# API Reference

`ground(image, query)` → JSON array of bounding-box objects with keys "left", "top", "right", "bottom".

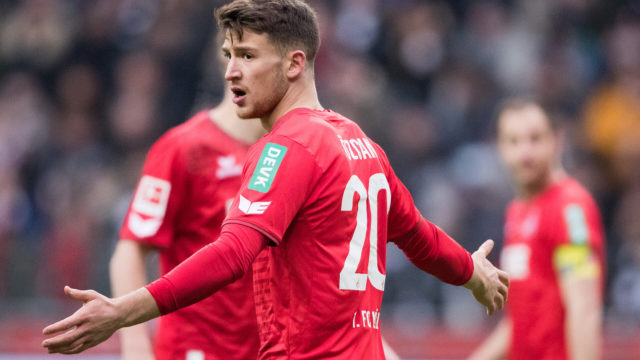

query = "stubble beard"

[
  {"left": 516, "top": 164, "right": 551, "bottom": 197},
  {"left": 243, "top": 67, "right": 289, "bottom": 120}
]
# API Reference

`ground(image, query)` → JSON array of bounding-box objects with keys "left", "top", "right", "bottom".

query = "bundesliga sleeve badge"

[{"left": 128, "top": 175, "right": 172, "bottom": 238}]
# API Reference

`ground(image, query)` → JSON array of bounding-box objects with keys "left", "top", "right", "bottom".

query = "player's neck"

[
  {"left": 518, "top": 168, "right": 567, "bottom": 201},
  {"left": 261, "top": 76, "right": 323, "bottom": 131},
  {"left": 209, "top": 95, "right": 265, "bottom": 145}
]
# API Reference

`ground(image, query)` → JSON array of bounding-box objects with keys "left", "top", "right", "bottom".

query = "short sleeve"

[
  {"left": 548, "top": 199, "right": 599, "bottom": 248},
  {"left": 224, "top": 136, "right": 320, "bottom": 245},
  {"left": 547, "top": 196, "right": 604, "bottom": 277},
  {"left": 119, "top": 137, "right": 186, "bottom": 248}
]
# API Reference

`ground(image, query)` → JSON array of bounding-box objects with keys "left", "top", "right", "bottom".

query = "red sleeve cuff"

[
  {"left": 145, "top": 277, "right": 178, "bottom": 315},
  {"left": 456, "top": 251, "right": 474, "bottom": 286}
]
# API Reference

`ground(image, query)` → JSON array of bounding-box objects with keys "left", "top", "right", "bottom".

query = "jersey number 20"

[{"left": 340, "top": 173, "right": 390, "bottom": 291}]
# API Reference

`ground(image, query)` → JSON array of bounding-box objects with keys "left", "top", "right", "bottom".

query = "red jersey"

[
  {"left": 500, "top": 177, "right": 605, "bottom": 360},
  {"left": 119, "top": 111, "right": 259, "bottom": 360},
  {"left": 222, "top": 108, "right": 470, "bottom": 359}
]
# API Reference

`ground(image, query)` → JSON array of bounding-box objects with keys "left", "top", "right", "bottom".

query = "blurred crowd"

[{"left": 1, "top": 0, "right": 639, "bottom": 336}]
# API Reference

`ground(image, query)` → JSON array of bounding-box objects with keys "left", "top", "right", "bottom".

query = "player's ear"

[{"left": 285, "top": 50, "right": 306, "bottom": 80}]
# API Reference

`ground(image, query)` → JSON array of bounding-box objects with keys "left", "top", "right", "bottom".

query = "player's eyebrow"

[{"left": 224, "top": 45, "right": 259, "bottom": 54}]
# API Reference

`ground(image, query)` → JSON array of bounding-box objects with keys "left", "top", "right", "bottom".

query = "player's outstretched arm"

[
  {"left": 463, "top": 240, "right": 510, "bottom": 315},
  {"left": 43, "top": 223, "right": 266, "bottom": 355},
  {"left": 42, "top": 286, "right": 160, "bottom": 354}
]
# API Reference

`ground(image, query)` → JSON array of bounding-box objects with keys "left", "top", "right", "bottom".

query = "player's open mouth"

[{"left": 231, "top": 87, "right": 247, "bottom": 104}]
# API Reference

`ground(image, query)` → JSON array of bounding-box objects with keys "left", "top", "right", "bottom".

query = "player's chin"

[
  {"left": 236, "top": 107, "right": 256, "bottom": 119},
  {"left": 517, "top": 170, "right": 545, "bottom": 187}
]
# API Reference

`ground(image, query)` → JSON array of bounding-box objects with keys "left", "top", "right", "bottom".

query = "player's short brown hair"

[
  {"left": 495, "top": 97, "right": 561, "bottom": 134},
  {"left": 215, "top": 0, "right": 320, "bottom": 65}
]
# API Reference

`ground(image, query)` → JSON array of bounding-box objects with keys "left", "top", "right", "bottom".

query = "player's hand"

[
  {"left": 464, "top": 240, "right": 510, "bottom": 315},
  {"left": 42, "top": 286, "right": 123, "bottom": 354}
]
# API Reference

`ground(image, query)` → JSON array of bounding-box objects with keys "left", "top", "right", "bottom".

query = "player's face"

[
  {"left": 498, "top": 105, "right": 557, "bottom": 190},
  {"left": 222, "top": 30, "right": 289, "bottom": 119}
]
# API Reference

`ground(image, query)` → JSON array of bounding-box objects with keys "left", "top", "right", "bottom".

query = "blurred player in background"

[
  {"left": 110, "top": 79, "right": 265, "bottom": 360},
  {"left": 42, "top": 1, "right": 509, "bottom": 358},
  {"left": 470, "top": 99, "right": 605, "bottom": 360}
]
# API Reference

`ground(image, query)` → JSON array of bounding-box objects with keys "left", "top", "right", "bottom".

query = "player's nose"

[{"left": 225, "top": 59, "right": 242, "bottom": 81}]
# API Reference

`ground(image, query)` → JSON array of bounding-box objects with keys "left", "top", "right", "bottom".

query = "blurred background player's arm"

[
  {"left": 467, "top": 316, "right": 510, "bottom": 360},
  {"left": 110, "top": 240, "right": 156, "bottom": 360},
  {"left": 381, "top": 336, "right": 401, "bottom": 360},
  {"left": 555, "top": 244, "right": 602, "bottom": 360}
]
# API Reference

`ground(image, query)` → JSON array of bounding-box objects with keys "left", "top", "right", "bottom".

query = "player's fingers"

[
  {"left": 476, "top": 239, "right": 494, "bottom": 258},
  {"left": 58, "top": 331, "right": 89, "bottom": 353},
  {"left": 498, "top": 270, "right": 510, "bottom": 287},
  {"left": 486, "top": 302, "right": 495, "bottom": 316},
  {"left": 47, "top": 342, "right": 82, "bottom": 354},
  {"left": 57, "top": 335, "right": 89, "bottom": 355},
  {"left": 495, "top": 291, "right": 506, "bottom": 309},
  {"left": 59, "top": 342, "right": 85, "bottom": 355},
  {"left": 481, "top": 295, "right": 494, "bottom": 315},
  {"left": 66, "top": 342, "right": 92, "bottom": 355},
  {"left": 497, "top": 282, "right": 508, "bottom": 299},
  {"left": 42, "top": 314, "right": 82, "bottom": 336},
  {"left": 48, "top": 342, "right": 82, "bottom": 355},
  {"left": 65, "top": 286, "right": 98, "bottom": 303},
  {"left": 42, "top": 326, "right": 83, "bottom": 350}
]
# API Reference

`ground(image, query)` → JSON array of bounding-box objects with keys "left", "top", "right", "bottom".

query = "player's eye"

[
  {"left": 243, "top": 53, "right": 254, "bottom": 60},
  {"left": 530, "top": 134, "right": 541, "bottom": 143}
]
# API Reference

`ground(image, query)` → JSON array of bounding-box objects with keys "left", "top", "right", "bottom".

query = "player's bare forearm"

[
  {"left": 463, "top": 240, "right": 510, "bottom": 315},
  {"left": 468, "top": 317, "right": 510, "bottom": 360},
  {"left": 555, "top": 244, "right": 602, "bottom": 360},
  {"left": 110, "top": 240, "right": 156, "bottom": 360},
  {"left": 42, "top": 286, "right": 160, "bottom": 354},
  {"left": 561, "top": 275, "right": 602, "bottom": 360}
]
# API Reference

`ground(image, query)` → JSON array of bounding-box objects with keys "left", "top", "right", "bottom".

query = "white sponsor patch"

[
  {"left": 127, "top": 212, "right": 163, "bottom": 238},
  {"left": 186, "top": 350, "right": 204, "bottom": 360},
  {"left": 132, "top": 175, "right": 171, "bottom": 218},
  {"left": 216, "top": 155, "right": 243, "bottom": 179},
  {"left": 501, "top": 244, "right": 531, "bottom": 280},
  {"left": 238, "top": 195, "right": 271, "bottom": 215}
]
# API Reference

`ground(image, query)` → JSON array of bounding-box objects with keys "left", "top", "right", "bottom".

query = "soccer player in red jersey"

[
  {"left": 110, "top": 84, "right": 265, "bottom": 360},
  {"left": 42, "top": 1, "right": 509, "bottom": 358},
  {"left": 469, "top": 99, "right": 605, "bottom": 360}
]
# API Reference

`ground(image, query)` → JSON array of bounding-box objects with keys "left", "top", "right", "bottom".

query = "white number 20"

[{"left": 340, "top": 173, "right": 391, "bottom": 291}]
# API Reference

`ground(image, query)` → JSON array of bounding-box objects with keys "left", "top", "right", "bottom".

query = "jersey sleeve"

[
  {"left": 548, "top": 194, "right": 603, "bottom": 279},
  {"left": 223, "top": 136, "right": 320, "bottom": 245},
  {"left": 119, "top": 136, "right": 187, "bottom": 248},
  {"left": 146, "top": 223, "right": 267, "bottom": 314},
  {"left": 377, "top": 144, "right": 473, "bottom": 285},
  {"left": 373, "top": 145, "right": 422, "bottom": 239}
]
